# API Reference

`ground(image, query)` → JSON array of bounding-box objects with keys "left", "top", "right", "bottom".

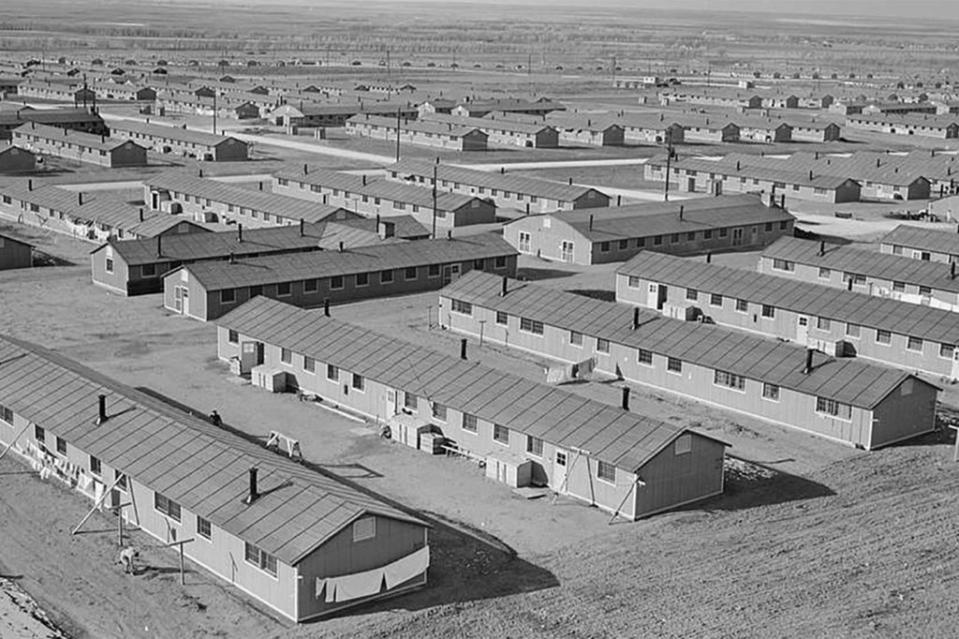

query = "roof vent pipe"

[
  {"left": 589, "top": 214, "right": 594, "bottom": 232},
  {"left": 258, "top": 181, "right": 263, "bottom": 191},
  {"left": 338, "top": 241, "right": 344, "bottom": 252},
  {"left": 952, "top": 262, "right": 956, "bottom": 280},
  {"left": 156, "top": 234, "right": 162, "bottom": 257},
  {"left": 447, "top": 230, "right": 452, "bottom": 240},
  {"left": 138, "top": 208, "right": 144, "bottom": 222},
  {"left": 198, "top": 168, "right": 203, "bottom": 178},
  {"left": 27, "top": 178, "right": 32, "bottom": 191},
  {"left": 303, "top": 163, "right": 308, "bottom": 175},
  {"left": 706, "top": 252, "right": 712, "bottom": 264},
  {"left": 246, "top": 467, "right": 258, "bottom": 504},
  {"left": 819, "top": 240, "right": 825, "bottom": 256},
  {"left": 847, "top": 277, "right": 853, "bottom": 291},
  {"left": 323, "top": 298, "right": 330, "bottom": 317},
  {"left": 362, "top": 174, "right": 367, "bottom": 186},
  {"left": 500, "top": 276, "right": 508, "bottom": 297},
  {"left": 229, "top": 251, "right": 235, "bottom": 265},
  {"left": 621, "top": 386, "right": 630, "bottom": 411},
  {"left": 679, "top": 205, "right": 684, "bottom": 220},
  {"left": 460, "top": 338, "right": 468, "bottom": 360},
  {"left": 78, "top": 192, "right": 83, "bottom": 206},
  {"left": 568, "top": 177, "right": 573, "bottom": 186},
  {"left": 96, "top": 394, "right": 107, "bottom": 425},
  {"left": 803, "top": 348, "right": 814, "bottom": 374},
  {"left": 632, "top": 307, "right": 640, "bottom": 330},
  {"left": 237, "top": 224, "right": 243, "bottom": 243}
]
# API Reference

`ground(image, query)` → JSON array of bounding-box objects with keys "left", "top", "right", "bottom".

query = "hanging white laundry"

[
  {"left": 324, "top": 580, "right": 337, "bottom": 604},
  {"left": 77, "top": 473, "right": 92, "bottom": 492},
  {"left": 94, "top": 483, "right": 105, "bottom": 510},
  {"left": 383, "top": 546, "right": 430, "bottom": 590},
  {"left": 315, "top": 578, "right": 326, "bottom": 600},
  {"left": 330, "top": 568, "right": 385, "bottom": 603}
]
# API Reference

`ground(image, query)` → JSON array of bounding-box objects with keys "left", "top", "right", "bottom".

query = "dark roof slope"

[
  {"left": 0, "top": 334, "right": 424, "bottom": 565},
  {"left": 441, "top": 270, "right": 928, "bottom": 409},
  {"left": 217, "top": 297, "right": 715, "bottom": 471},
  {"left": 176, "top": 232, "right": 516, "bottom": 290}
]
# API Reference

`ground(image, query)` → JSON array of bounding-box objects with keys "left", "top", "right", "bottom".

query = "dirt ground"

[{"left": 3, "top": 216, "right": 959, "bottom": 637}]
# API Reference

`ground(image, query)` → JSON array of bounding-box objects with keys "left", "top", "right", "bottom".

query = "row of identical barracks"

[
  {"left": 216, "top": 297, "right": 728, "bottom": 520},
  {"left": 90, "top": 218, "right": 429, "bottom": 295},
  {"left": 0, "top": 334, "right": 430, "bottom": 622},
  {"left": 615, "top": 251, "right": 959, "bottom": 380},
  {"left": 759, "top": 236, "right": 959, "bottom": 313},
  {"left": 161, "top": 233, "right": 518, "bottom": 321},
  {"left": 438, "top": 271, "right": 937, "bottom": 450},
  {"left": 501, "top": 194, "right": 795, "bottom": 265}
]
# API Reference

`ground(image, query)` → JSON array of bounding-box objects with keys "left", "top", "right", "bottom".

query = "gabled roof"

[
  {"left": 0, "top": 107, "right": 103, "bottom": 127},
  {"left": 762, "top": 236, "right": 959, "bottom": 294},
  {"left": 388, "top": 159, "right": 607, "bottom": 203},
  {"left": 347, "top": 113, "right": 482, "bottom": 138},
  {"left": 0, "top": 183, "right": 147, "bottom": 231},
  {"left": 0, "top": 334, "right": 425, "bottom": 565},
  {"left": 108, "top": 119, "right": 247, "bottom": 149},
  {"left": 172, "top": 232, "right": 516, "bottom": 291},
  {"left": 440, "top": 271, "right": 929, "bottom": 410},
  {"left": 506, "top": 194, "right": 794, "bottom": 242},
  {"left": 0, "top": 232, "right": 33, "bottom": 249},
  {"left": 13, "top": 122, "right": 137, "bottom": 152},
  {"left": 274, "top": 167, "right": 484, "bottom": 212},
  {"left": 422, "top": 112, "right": 557, "bottom": 135},
  {"left": 99, "top": 222, "right": 331, "bottom": 265},
  {"left": 144, "top": 171, "right": 347, "bottom": 224},
  {"left": 217, "top": 297, "right": 713, "bottom": 472},
  {"left": 661, "top": 156, "right": 858, "bottom": 190},
  {"left": 880, "top": 224, "right": 959, "bottom": 255},
  {"left": 617, "top": 250, "right": 959, "bottom": 344}
]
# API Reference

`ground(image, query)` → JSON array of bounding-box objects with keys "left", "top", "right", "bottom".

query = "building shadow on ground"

[{"left": 697, "top": 455, "right": 835, "bottom": 513}]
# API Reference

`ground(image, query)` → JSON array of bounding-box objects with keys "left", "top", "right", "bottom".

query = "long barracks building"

[
  {"left": 163, "top": 232, "right": 518, "bottom": 321},
  {"left": 385, "top": 159, "right": 611, "bottom": 214},
  {"left": 91, "top": 220, "right": 384, "bottom": 296},
  {"left": 438, "top": 271, "right": 938, "bottom": 450},
  {"left": 0, "top": 334, "right": 430, "bottom": 623},
  {"left": 759, "top": 236, "right": 959, "bottom": 313},
  {"left": 143, "top": 172, "right": 351, "bottom": 227},
  {"left": 272, "top": 166, "right": 497, "bottom": 229},
  {"left": 616, "top": 251, "right": 959, "bottom": 379},
  {"left": 879, "top": 224, "right": 959, "bottom": 263},
  {"left": 216, "top": 297, "right": 728, "bottom": 520},
  {"left": 502, "top": 194, "right": 795, "bottom": 265}
]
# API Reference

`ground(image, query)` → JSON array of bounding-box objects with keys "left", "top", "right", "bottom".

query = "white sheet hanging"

[{"left": 383, "top": 546, "right": 430, "bottom": 590}]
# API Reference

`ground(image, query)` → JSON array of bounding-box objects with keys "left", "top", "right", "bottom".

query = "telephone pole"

[
  {"left": 663, "top": 130, "right": 674, "bottom": 202},
  {"left": 431, "top": 161, "right": 438, "bottom": 238},
  {"left": 395, "top": 107, "right": 401, "bottom": 162}
]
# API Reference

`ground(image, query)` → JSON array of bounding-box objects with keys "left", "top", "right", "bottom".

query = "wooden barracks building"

[
  {"left": 615, "top": 251, "right": 959, "bottom": 379},
  {"left": 759, "top": 236, "right": 959, "bottom": 313},
  {"left": 879, "top": 224, "right": 959, "bottom": 263},
  {"left": 12, "top": 122, "right": 147, "bottom": 168},
  {"left": 162, "top": 232, "right": 518, "bottom": 321},
  {"left": 272, "top": 166, "right": 497, "bottom": 229},
  {"left": 502, "top": 194, "right": 795, "bottom": 265},
  {"left": 0, "top": 334, "right": 430, "bottom": 623},
  {"left": 107, "top": 120, "right": 250, "bottom": 162},
  {"left": 385, "top": 160, "right": 611, "bottom": 213},
  {"left": 438, "top": 271, "right": 938, "bottom": 450},
  {"left": 216, "top": 296, "right": 728, "bottom": 520}
]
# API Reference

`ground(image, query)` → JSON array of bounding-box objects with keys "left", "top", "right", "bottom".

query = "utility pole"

[
  {"left": 431, "top": 161, "right": 438, "bottom": 238},
  {"left": 527, "top": 51, "right": 532, "bottom": 95},
  {"left": 395, "top": 107, "right": 401, "bottom": 162},
  {"left": 664, "top": 131, "right": 677, "bottom": 201},
  {"left": 212, "top": 91, "right": 217, "bottom": 135},
  {"left": 612, "top": 55, "right": 617, "bottom": 85},
  {"left": 386, "top": 48, "right": 391, "bottom": 79}
]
